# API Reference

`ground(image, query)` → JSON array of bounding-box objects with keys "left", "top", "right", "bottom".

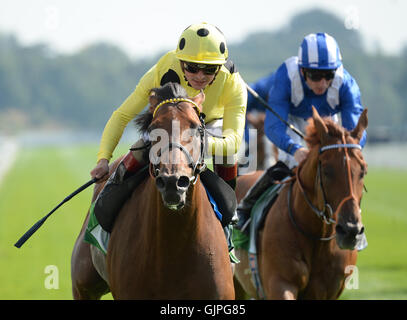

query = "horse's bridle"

[
  {"left": 288, "top": 135, "right": 362, "bottom": 241},
  {"left": 148, "top": 98, "right": 207, "bottom": 184}
]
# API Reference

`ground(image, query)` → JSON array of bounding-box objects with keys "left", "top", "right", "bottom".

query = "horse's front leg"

[{"left": 263, "top": 276, "right": 299, "bottom": 300}]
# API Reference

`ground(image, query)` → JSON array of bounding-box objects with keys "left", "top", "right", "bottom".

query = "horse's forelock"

[
  {"left": 305, "top": 117, "right": 347, "bottom": 149},
  {"left": 151, "top": 82, "right": 188, "bottom": 104},
  {"left": 134, "top": 83, "right": 189, "bottom": 134}
]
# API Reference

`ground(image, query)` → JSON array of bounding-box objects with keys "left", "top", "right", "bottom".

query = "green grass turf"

[
  {"left": 340, "top": 168, "right": 407, "bottom": 299},
  {"left": 0, "top": 145, "right": 406, "bottom": 299},
  {"left": 0, "top": 144, "right": 128, "bottom": 299}
]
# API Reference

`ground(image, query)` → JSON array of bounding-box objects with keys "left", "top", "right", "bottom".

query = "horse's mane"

[
  {"left": 304, "top": 117, "right": 349, "bottom": 149},
  {"left": 134, "top": 82, "right": 189, "bottom": 135}
]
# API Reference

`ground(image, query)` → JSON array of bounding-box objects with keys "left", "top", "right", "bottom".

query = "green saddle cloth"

[
  {"left": 84, "top": 202, "right": 110, "bottom": 255},
  {"left": 232, "top": 182, "right": 285, "bottom": 253}
]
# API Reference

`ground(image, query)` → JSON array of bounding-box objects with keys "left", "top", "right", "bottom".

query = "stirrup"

[
  {"left": 240, "top": 217, "right": 251, "bottom": 235},
  {"left": 235, "top": 208, "right": 251, "bottom": 233}
]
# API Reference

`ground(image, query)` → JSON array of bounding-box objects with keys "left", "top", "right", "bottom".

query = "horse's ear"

[
  {"left": 312, "top": 106, "right": 329, "bottom": 142},
  {"left": 191, "top": 90, "right": 205, "bottom": 112},
  {"left": 351, "top": 109, "right": 368, "bottom": 142},
  {"left": 148, "top": 92, "right": 160, "bottom": 113}
]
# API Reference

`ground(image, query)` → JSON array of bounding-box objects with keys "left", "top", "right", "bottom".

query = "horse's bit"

[{"left": 288, "top": 135, "right": 362, "bottom": 241}]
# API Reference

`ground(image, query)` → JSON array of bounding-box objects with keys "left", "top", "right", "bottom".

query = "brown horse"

[
  {"left": 234, "top": 107, "right": 368, "bottom": 299},
  {"left": 71, "top": 84, "right": 234, "bottom": 299}
]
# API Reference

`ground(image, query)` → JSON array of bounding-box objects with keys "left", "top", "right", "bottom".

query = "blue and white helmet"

[{"left": 298, "top": 33, "right": 342, "bottom": 70}]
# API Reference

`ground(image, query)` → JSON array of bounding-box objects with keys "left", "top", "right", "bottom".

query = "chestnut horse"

[
  {"left": 71, "top": 84, "right": 234, "bottom": 299},
  {"left": 234, "top": 107, "right": 368, "bottom": 299}
]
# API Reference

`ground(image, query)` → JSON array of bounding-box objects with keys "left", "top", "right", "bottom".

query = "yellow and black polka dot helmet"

[{"left": 175, "top": 22, "right": 228, "bottom": 65}]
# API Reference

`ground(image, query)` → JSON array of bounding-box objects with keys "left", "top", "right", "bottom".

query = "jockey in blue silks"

[{"left": 237, "top": 33, "right": 367, "bottom": 236}]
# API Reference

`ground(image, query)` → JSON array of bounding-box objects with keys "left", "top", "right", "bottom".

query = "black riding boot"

[{"left": 235, "top": 161, "right": 291, "bottom": 235}]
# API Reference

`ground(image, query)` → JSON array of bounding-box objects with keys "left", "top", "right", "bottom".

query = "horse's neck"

[
  {"left": 296, "top": 153, "right": 318, "bottom": 201},
  {"left": 148, "top": 178, "right": 222, "bottom": 261}
]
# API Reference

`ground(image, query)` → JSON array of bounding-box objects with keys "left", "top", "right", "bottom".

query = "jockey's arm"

[
  {"left": 96, "top": 65, "right": 156, "bottom": 163},
  {"left": 207, "top": 73, "right": 247, "bottom": 157},
  {"left": 339, "top": 76, "right": 367, "bottom": 147},
  {"left": 264, "top": 70, "right": 302, "bottom": 156}
]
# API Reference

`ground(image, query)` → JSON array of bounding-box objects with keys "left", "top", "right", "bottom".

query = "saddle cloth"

[{"left": 232, "top": 181, "right": 285, "bottom": 253}]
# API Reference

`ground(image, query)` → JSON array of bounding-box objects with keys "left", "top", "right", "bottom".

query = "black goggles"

[
  {"left": 304, "top": 69, "right": 336, "bottom": 82},
  {"left": 182, "top": 62, "right": 220, "bottom": 75}
]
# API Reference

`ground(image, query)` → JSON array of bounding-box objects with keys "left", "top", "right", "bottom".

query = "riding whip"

[
  {"left": 14, "top": 177, "right": 98, "bottom": 248},
  {"left": 245, "top": 83, "right": 305, "bottom": 139}
]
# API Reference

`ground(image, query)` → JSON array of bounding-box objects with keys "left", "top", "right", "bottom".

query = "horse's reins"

[
  {"left": 288, "top": 135, "right": 362, "bottom": 241},
  {"left": 145, "top": 98, "right": 207, "bottom": 184}
]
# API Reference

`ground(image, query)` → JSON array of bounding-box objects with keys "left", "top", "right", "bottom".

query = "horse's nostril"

[
  {"left": 156, "top": 176, "right": 165, "bottom": 190},
  {"left": 336, "top": 224, "right": 345, "bottom": 235},
  {"left": 336, "top": 223, "right": 364, "bottom": 238},
  {"left": 177, "top": 176, "right": 191, "bottom": 189}
]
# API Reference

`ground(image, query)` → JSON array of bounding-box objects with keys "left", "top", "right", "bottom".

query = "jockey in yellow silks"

[{"left": 90, "top": 22, "right": 247, "bottom": 234}]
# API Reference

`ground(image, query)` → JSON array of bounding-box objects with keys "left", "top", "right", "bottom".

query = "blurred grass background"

[
  {"left": 341, "top": 168, "right": 407, "bottom": 299},
  {"left": 0, "top": 144, "right": 127, "bottom": 299},
  {"left": 0, "top": 144, "right": 406, "bottom": 299}
]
